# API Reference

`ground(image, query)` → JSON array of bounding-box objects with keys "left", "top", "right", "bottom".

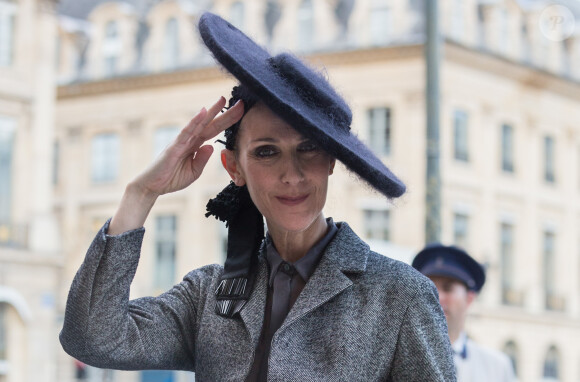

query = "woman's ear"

[
  {"left": 221, "top": 149, "right": 246, "bottom": 186},
  {"left": 329, "top": 158, "right": 336, "bottom": 175}
]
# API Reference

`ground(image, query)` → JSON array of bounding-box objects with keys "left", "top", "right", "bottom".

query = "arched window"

[
  {"left": 163, "top": 17, "right": 179, "bottom": 70},
  {"left": 153, "top": 126, "right": 179, "bottom": 158},
  {"left": 297, "top": 0, "right": 314, "bottom": 50},
  {"left": 103, "top": 20, "right": 120, "bottom": 76},
  {"left": 229, "top": 1, "right": 245, "bottom": 30},
  {"left": 502, "top": 340, "right": 518, "bottom": 377},
  {"left": 543, "top": 345, "right": 560, "bottom": 381},
  {"left": 370, "top": 0, "right": 391, "bottom": 45}
]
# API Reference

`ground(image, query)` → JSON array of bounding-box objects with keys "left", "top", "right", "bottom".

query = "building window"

[
  {"left": 477, "top": 5, "right": 487, "bottom": 48},
  {"left": 453, "top": 109, "right": 469, "bottom": 162},
  {"left": 451, "top": 0, "right": 465, "bottom": 41},
  {"left": 521, "top": 21, "right": 531, "bottom": 64},
  {"left": 218, "top": 221, "right": 228, "bottom": 264},
  {"left": 0, "top": 0, "right": 16, "bottom": 67},
  {"left": 501, "top": 124, "right": 514, "bottom": 172},
  {"left": 103, "top": 20, "right": 120, "bottom": 76},
  {"left": 498, "top": 7, "right": 509, "bottom": 54},
  {"left": 153, "top": 126, "right": 179, "bottom": 158},
  {"left": 544, "top": 136, "right": 555, "bottom": 183},
  {"left": 163, "top": 18, "right": 179, "bottom": 70},
  {"left": 370, "top": 0, "right": 392, "bottom": 45},
  {"left": 500, "top": 222, "right": 516, "bottom": 304},
  {"left": 91, "top": 133, "right": 120, "bottom": 183},
  {"left": 0, "top": 116, "right": 15, "bottom": 228},
  {"left": 229, "top": 1, "right": 245, "bottom": 30},
  {"left": 503, "top": 340, "right": 518, "bottom": 377},
  {"left": 297, "top": 0, "right": 314, "bottom": 50},
  {"left": 562, "top": 38, "right": 572, "bottom": 76},
  {"left": 52, "top": 141, "right": 60, "bottom": 186},
  {"left": 542, "top": 345, "right": 560, "bottom": 381},
  {"left": 0, "top": 303, "right": 6, "bottom": 362},
  {"left": 363, "top": 209, "right": 390, "bottom": 241},
  {"left": 141, "top": 370, "right": 174, "bottom": 382},
  {"left": 367, "top": 107, "right": 391, "bottom": 155},
  {"left": 155, "top": 215, "right": 177, "bottom": 292},
  {"left": 543, "top": 230, "right": 557, "bottom": 310},
  {"left": 453, "top": 213, "right": 469, "bottom": 249}
]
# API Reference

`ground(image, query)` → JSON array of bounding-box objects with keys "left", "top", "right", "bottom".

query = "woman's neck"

[{"left": 267, "top": 214, "right": 329, "bottom": 263}]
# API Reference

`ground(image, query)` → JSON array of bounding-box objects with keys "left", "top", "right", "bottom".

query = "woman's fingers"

[
  {"left": 176, "top": 107, "right": 208, "bottom": 145},
  {"left": 206, "top": 99, "right": 244, "bottom": 139},
  {"left": 190, "top": 145, "right": 215, "bottom": 180},
  {"left": 177, "top": 96, "right": 244, "bottom": 150}
]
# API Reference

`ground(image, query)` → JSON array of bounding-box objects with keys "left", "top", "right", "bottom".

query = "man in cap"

[{"left": 412, "top": 244, "right": 516, "bottom": 382}]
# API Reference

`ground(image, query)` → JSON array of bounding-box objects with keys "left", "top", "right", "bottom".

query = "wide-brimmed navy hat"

[
  {"left": 412, "top": 244, "right": 485, "bottom": 292},
  {"left": 198, "top": 12, "right": 405, "bottom": 198}
]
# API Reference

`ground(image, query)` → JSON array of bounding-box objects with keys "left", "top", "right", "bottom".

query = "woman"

[{"left": 60, "top": 12, "right": 455, "bottom": 381}]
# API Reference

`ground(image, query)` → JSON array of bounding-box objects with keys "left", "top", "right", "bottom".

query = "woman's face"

[{"left": 224, "top": 103, "right": 335, "bottom": 235}]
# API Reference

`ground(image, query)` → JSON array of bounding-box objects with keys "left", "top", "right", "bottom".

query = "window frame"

[
  {"left": 0, "top": 0, "right": 17, "bottom": 67},
  {"left": 90, "top": 133, "right": 120, "bottom": 184},
  {"left": 453, "top": 109, "right": 469, "bottom": 162},
  {"left": 367, "top": 107, "right": 392, "bottom": 156}
]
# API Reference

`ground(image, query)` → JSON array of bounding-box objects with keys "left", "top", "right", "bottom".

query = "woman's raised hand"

[
  {"left": 133, "top": 97, "right": 244, "bottom": 198},
  {"left": 108, "top": 97, "right": 244, "bottom": 235}
]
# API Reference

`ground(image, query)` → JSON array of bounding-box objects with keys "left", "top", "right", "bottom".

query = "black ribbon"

[{"left": 206, "top": 182, "right": 264, "bottom": 318}]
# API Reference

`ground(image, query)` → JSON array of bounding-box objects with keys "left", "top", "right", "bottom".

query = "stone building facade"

[
  {"left": 4, "top": 0, "right": 580, "bottom": 381},
  {"left": 0, "top": 0, "right": 63, "bottom": 382}
]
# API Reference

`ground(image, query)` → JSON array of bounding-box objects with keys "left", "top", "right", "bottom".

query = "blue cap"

[{"left": 411, "top": 244, "right": 486, "bottom": 292}]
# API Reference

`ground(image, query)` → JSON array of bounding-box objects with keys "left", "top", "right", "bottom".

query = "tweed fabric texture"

[{"left": 60, "top": 220, "right": 456, "bottom": 381}]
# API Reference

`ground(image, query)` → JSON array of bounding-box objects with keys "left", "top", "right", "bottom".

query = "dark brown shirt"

[{"left": 246, "top": 218, "right": 338, "bottom": 382}]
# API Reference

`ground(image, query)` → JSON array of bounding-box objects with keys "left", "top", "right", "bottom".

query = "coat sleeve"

[
  {"left": 387, "top": 281, "right": 457, "bottom": 382},
  {"left": 59, "top": 219, "right": 213, "bottom": 371}
]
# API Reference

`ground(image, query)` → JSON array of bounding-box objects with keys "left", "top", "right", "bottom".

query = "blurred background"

[{"left": 1, "top": 0, "right": 579, "bottom": 381}]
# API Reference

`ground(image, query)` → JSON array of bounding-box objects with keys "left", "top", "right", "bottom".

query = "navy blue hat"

[
  {"left": 198, "top": 12, "right": 405, "bottom": 198},
  {"left": 411, "top": 244, "right": 486, "bottom": 292}
]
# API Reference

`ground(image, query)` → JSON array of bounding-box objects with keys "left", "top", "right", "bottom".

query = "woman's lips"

[{"left": 276, "top": 194, "right": 309, "bottom": 206}]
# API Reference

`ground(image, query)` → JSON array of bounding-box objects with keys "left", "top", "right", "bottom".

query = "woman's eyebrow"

[{"left": 250, "top": 137, "right": 278, "bottom": 144}]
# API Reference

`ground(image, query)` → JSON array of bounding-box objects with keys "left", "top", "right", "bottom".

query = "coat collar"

[{"left": 239, "top": 221, "right": 370, "bottom": 342}]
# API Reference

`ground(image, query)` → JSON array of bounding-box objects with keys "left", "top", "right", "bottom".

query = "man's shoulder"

[{"left": 467, "top": 338, "right": 514, "bottom": 369}]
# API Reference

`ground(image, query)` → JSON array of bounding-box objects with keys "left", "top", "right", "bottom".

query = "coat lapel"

[
  {"left": 281, "top": 222, "right": 369, "bottom": 330},
  {"left": 239, "top": 258, "right": 268, "bottom": 349}
]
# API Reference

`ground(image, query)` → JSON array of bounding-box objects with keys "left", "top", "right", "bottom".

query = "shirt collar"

[
  {"left": 452, "top": 331, "right": 468, "bottom": 359},
  {"left": 266, "top": 218, "right": 338, "bottom": 286}
]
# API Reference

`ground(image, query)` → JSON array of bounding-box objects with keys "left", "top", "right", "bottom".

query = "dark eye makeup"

[{"left": 253, "top": 145, "right": 279, "bottom": 158}]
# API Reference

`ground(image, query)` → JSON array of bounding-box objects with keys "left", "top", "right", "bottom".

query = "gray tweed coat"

[{"left": 60, "top": 220, "right": 456, "bottom": 381}]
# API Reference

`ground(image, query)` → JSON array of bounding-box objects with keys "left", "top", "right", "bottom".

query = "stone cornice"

[
  {"left": 56, "top": 46, "right": 425, "bottom": 100},
  {"left": 445, "top": 39, "right": 580, "bottom": 101},
  {"left": 57, "top": 43, "right": 580, "bottom": 101},
  {"left": 57, "top": 66, "right": 229, "bottom": 99}
]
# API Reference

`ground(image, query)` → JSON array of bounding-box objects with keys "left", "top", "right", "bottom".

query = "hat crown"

[{"left": 267, "top": 53, "right": 352, "bottom": 133}]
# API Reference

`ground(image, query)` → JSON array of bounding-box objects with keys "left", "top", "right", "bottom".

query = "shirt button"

[{"left": 280, "top": 262, "right": 295, "bottom": 275}]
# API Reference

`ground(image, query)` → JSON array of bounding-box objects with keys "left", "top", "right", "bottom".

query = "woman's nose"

[{"left": 281, "top": 155, "right": 305, "bottom": 184}]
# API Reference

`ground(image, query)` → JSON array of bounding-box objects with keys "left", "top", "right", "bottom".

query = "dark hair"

[{"left": 223, "top": 85, "right": 260, "bottom": 151}]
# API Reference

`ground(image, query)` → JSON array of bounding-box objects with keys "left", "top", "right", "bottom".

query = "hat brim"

[{"left": 199, "top": 13, "right": 406, "bottom": 198}]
